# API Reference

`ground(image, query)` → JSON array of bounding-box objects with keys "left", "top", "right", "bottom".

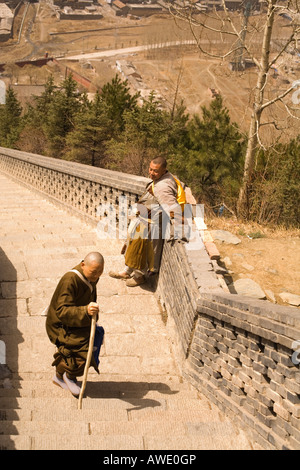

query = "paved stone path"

[{"left": 0, "top": 173, "right": 254, "bottom": 450}]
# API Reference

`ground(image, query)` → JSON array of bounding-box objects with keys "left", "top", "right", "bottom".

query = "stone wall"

[
  {"left": 0, "top": 147, "right": 299, "bottom": 450},
  {"left": 157, "top": 228, "right": 300, "bottom": 450},
  {"left": 189, "top": 294, "right": 300, "bottom": 449},
  {"left": 156, "top": 232, "right": 224, "bottom": 360}
]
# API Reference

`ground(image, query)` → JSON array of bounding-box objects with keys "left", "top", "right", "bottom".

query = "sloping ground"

[
  {"left": 206, "top": 217, "right": 300, "bottom": 306},
  {"left": 0, "top": 173, "right": 254, "bottom": 450}
]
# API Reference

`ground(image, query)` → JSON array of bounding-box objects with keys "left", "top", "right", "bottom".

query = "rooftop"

[{"left": 0, "top": 3, "right": 13, "bottom": 18}]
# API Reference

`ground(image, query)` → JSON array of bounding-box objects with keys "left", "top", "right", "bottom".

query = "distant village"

[{"left": 0, "top": 0, "right": 262, "bottom": 42}]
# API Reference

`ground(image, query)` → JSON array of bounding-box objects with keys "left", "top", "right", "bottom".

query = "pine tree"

[
  {"left": 169, "top": 95, "right": 245, "bottom": 209},
  {"left": 0, "top": 86, "right": 22, "bottom": 148},
  {"left": 34, "top": 74, "right": 56, "bottom": 120},
  {"left": 15, "top": 104, "right": 47, "bottom": 155},
  {"left": 14, "top": 76, "right": 56, "bottom": 155},
  {"left": 106, "top": 92, "right": 173, "bottom": 175},
  {"left": 65, "top": 92, "right": 113, "bottom": 166},
  {"left": 100, "top": 75, "right": 139, "bottom": 133},
  {"left": 45, "top": 74, "right": 85, "bottom": 157}
]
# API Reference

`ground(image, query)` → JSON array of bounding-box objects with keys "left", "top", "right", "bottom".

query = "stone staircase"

[
  {"left": 0, "top": 173, "right": 254, "bottom": 450},
  {"left": 1, "top": 375, "right": 252, "bottom": 450}
]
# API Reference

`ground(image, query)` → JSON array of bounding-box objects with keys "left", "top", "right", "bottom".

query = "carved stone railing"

[
  {"left": 0, "top": 147, "right": 148, "bottom": 227},
  {"left": 1, "top": 146, "right": 299, "bottom": 450}
]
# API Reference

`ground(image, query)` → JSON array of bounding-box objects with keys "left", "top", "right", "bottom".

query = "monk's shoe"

[
  {"left": 109, "top": 270, "right": 130, "bottom": 279},
  {"left": 126, "top": 276, "right": 145, "bottom": 287},
  {"left": 52, "top": 375, "right": 68, "bottom": 390},
  {"left": 63, "top": 372, "right": 81, "bottom": 397}
]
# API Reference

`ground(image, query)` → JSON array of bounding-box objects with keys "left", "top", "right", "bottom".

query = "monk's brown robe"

[{"left": 46, "top": 263, "right": 99, "bottom": 377}]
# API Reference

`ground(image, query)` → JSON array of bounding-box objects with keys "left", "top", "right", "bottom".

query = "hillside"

[
  {"left": 207, "top": 217, "right": 300, "bottom": 307},
  {"left": 1, "top": 2, "right": 299, "bottom": 143}
]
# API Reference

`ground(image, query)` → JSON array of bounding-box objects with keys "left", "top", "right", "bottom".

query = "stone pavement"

[{"left": 0, "top": 173, "right": 254, "bottom": 450}]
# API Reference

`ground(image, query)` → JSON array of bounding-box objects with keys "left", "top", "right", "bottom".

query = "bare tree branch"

[
  {"left": 269, "top": 33, "right": 297, "bottom": 67},
  {"left": 280, "top": 99, "right": 300, "bottom": 120},
  {"left": 167, "top": 0, "right": 300, "bottom": 217},
  {"left": 260, "top": 83, "right": 297, "bottom": 111}
]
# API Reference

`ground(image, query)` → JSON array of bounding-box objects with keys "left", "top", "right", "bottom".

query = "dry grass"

[{"left": 206, "top": 215, "right": 300, "bottom": 240}]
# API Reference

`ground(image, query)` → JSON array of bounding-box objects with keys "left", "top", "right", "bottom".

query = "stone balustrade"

[
  {"left": 0, "top": 146, "right": 299, "bottom": 450},
  {"left": 0, "top": 147, "right": 148, "bottom": 229}
]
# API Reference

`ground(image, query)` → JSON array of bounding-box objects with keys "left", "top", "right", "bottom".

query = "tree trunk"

[{"left": 237, "top": 0, "right": 276, "bottom": 218}]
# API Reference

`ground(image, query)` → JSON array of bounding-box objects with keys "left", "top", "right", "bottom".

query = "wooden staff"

[{"left": 78, "top": 313, "right": 97, "bottom": 410}]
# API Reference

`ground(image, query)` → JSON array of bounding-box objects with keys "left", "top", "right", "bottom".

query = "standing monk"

[{"left": 46, "top": 252, "right": 104, "bottom": 397}]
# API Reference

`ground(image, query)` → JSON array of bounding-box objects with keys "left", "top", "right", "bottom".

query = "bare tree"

[{"left": 167, "top": 0, "right": 300, "bottom": 217}]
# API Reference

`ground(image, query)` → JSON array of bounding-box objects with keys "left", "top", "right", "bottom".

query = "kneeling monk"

[{"left": 46, "top": 252, "right": 104, "bottom": 397}]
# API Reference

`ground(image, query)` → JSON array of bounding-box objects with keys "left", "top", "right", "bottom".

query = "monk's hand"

[{"left": 87, "top": 302, "right": 99, "bottom": 316}]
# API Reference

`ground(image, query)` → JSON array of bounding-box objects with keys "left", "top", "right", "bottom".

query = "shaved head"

[
  {"left": 151, "top": 156, "right": 167, "bottom": 169},
  {"left": 84, "top": 252, "right": 104, "bottom": 267},
  {"left": 82, "top": 252, "right": 104, "bottom": 282},
  {"left": 149, "top": 157, "right": 167, "bottom": 182}
]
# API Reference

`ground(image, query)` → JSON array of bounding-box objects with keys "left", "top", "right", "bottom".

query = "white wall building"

[{"left": 0, "top": 3, "right": 13, "bottom": 41}]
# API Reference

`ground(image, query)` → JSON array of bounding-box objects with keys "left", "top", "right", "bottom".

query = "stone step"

[
  {"left": 0, "top": 434, "right": 144, "bottom": 451},
  {"left": 3, "top": 372, "right": 186, "bottom": 384},
  {"left": 0, "top": 395, "right": 220, "bottom": 416},
  {"left": 0, "top": 420, "right": 252, "bottom": 450},
  {"left": 0, "top": 374, "right": 197, "bottom": 392},
  {"left": 0, "top": 401, "right": 222, "bottom": 424},
  {"left": 0, "top": 394, "right": 252, "bottom": 450},
  {"left": 0, "top": 407, "right": 127, "bottom": 422},
  {"left": 0, "top": 385, "right": 199, "bottom": 400},
  {"left": 1, "top": 420, "right": 90, "bottom": 436},
  {"left": 0, "top": 435, "right": 32, "bottom": 451},
  {"left": 0, "top": 376, "right": 196, "bottom": 393},
  {"left": 0, "top": 415, "right": 228, "bottom": 436}
]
